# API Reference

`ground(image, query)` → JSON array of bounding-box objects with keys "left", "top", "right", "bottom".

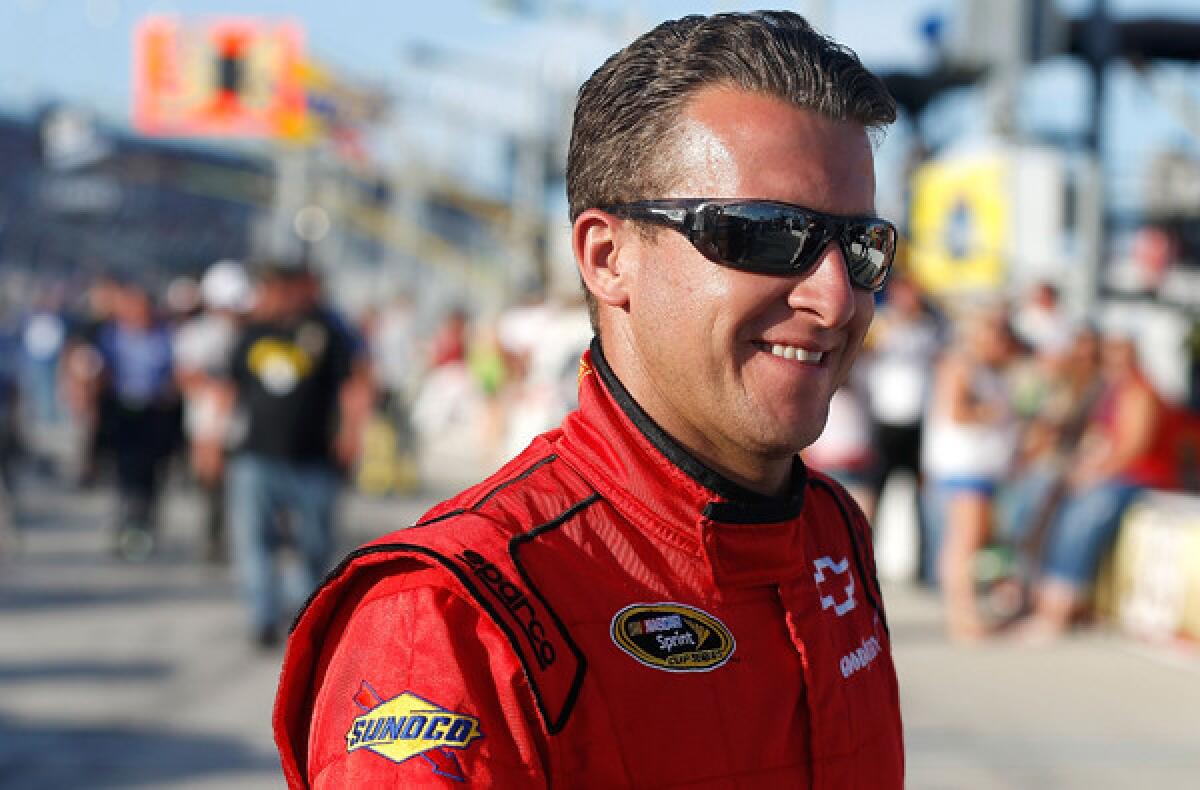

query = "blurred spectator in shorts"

[{"left": 921, "top": 306, "right": 1021, "bottom": 641}]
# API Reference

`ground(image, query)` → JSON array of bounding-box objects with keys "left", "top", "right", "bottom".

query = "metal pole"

[{"left": 1082, "top": 0, "right": 1112, "bottom": 312}]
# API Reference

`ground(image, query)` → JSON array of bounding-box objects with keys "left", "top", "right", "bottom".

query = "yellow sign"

[
  {"left": 908, "top": 153, "right": 1008, "bottom": 297},
  {"left": 133, "top": 16, "right": 306, "bottom": 138}
]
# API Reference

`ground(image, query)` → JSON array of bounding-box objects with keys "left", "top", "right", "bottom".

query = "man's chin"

[
  {"left": 751, "top": 426, "right": 826, "bottom": 462},
  {"left": 762, "top": 408, "right": 828, "bottom": 452}
]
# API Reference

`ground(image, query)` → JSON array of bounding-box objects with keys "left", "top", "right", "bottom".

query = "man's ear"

[{"left": 573, "top": 209, "right": 632, "bottom": 310}]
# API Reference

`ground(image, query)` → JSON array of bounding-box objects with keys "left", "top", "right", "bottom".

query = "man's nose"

[{"left": 786, "top": 241, "right": 857, "bottom": 329}]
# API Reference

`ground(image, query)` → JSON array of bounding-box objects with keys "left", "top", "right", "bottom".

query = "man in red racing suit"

[
  {"left": 274, "top": 345, "right": 904, "bottom": 787},
  {"left": 275, "top": 10, "right": 904, "bottom": 787}
]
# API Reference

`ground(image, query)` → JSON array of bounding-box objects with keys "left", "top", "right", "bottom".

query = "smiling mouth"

[{"left": 754, "top": 341, "right": 826, "bottom": 364}]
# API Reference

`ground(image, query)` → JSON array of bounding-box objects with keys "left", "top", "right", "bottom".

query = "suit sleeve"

[{"left": 305, "top": 565, "right": 549, "bottom": 787}]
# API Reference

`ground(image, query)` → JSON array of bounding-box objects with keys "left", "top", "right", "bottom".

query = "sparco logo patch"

[
  {"left": 346, "top": 681, "right": 483, "bottom": 782},
  {"left": 611, "top": 603, "right": 735, "bottom": 672},
  {"left": 456, "top": 549, "right": 555, "bottom": 668}
]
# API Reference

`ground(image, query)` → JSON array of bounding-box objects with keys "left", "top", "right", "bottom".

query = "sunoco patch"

[
  {"left": 346, "top": 682, "right": 483, "bottom": 781},
  {"left": 611, "top": 603, "right": 735, "bottom": 672}
]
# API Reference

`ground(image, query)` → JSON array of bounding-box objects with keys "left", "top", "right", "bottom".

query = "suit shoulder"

[{"left": 410, "top": 443, "right": 595, "bottom": 541}]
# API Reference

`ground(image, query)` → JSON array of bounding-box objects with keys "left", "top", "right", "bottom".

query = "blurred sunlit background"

[{"left": 1, "top": 1, "right": 1199, "bottom": 788}]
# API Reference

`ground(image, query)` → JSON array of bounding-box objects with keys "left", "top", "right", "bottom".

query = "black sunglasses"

[{"left": 602, "top": 199, "right": 897, "bottom": 292}]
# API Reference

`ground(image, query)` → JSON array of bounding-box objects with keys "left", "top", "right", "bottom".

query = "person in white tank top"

[{"left": 922, "top": 306, "right": 1020, "bottom": 641}]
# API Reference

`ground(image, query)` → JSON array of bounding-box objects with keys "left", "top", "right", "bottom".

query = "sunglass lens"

[
  {"left": 842, "top": 221, "right": 895, "bottom": 291},
  {"left": 705, "top": 203, "right": 894, "bottom": 290},
  {"left": 714, "top": 204, "right": 825, "bottom": 274}
]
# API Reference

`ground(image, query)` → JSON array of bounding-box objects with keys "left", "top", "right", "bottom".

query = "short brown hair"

[{"left": 567, "top": 11, "right": 895, "bottom": 221}]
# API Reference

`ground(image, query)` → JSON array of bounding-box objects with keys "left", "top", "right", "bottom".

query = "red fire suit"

[{"left": 274, "top": 344, "right": 904, "bottom": 788}]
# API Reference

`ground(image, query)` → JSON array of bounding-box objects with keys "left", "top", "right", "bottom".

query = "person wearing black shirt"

[{"left": 219, "top": 261, "right": 371, "bottom": 647}]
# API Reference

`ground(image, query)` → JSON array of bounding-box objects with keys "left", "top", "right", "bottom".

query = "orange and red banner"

[{"left": 133, "top": 16, "right": 306, "bottom": 138}]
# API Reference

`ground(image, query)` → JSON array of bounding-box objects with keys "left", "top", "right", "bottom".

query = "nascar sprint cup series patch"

[{"left": 611, "top": 603, "right": 735, "bottom": 672}]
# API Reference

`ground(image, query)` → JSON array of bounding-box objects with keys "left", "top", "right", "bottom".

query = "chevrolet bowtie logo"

[{"left": 813, "top": 556, "right": 856, "bottom": 617}]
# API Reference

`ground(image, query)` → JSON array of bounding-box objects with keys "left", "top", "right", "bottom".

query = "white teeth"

[{"left": 765, "top": 343, "right": 824, "bottom": 363}]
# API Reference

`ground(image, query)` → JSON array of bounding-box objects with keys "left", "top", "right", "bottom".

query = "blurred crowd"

[
  {"left": 805, "top": 274, "right": 1200, "bottom": 644},
  {"left": 0, "top": 260, "right": 590, "bottom": 646},
  {"left": 0, "top": 259, "right": 1195, "bottom": 647}
]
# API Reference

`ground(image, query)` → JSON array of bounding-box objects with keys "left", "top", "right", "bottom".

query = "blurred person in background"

[
  {"left": 93, "top": 278, "right": 180, "bottom": 560},
  {"left": 299, "top": 265, "right": 372, "bottom": 367},
  {"left": 802, "top": 376, "right": 876, "bottom": 513},
  {"left": 20, "top": 282, "right": 68, "bottom": 428},
  {"left": 1006, "top": 326, "right": 1103, "bottom": 499},
  {"left": 174, "top": 259, "right": 253, "bottom": 563},
  {"left": 860, "top": 272, "right": 942, "bottom": 550},
  {"left": 0, "top": 298, "right": 23, "bottom": 550},
  {"left": 356, "top": 292, "right": 424, "bottom": 495},
  {"left": 62, "top": 272, "right": 119, "bottom": 487},
  {"left": 164, "top": 274, "right": 203, "bottom": 327},
  {"left": 409, "top": 305, "right": 493, "bottom": 483},
  {"left": 369, "top": 289, "right": 422, "bottom": 461},
  {"left": 1012, "top": 280, "right": 1071, "bottom": 356},
  {"left": 994, "top": 325, "right": 1104, "bottom": 623},
  {"left": 1009, "top": 331, "right": 1175, "bottom": 641},
  {"left": 921, "top": 305, "right": 1020, "bottom": 641},
  {"left": 494, "top": 278, "right": 551, "bottom": 391},
  {"left": 497, "top": 288, "right": 593, "bottom": 460},
  {"left": 429, "top": 304, "right": 468, "bottom": 368},
  {"left": 466, "top": 318, "right": 510, "bottom": 466},
  {"left": 277, "top": 11, "right": 903, "bottom": 786},
  {"left": 220, "top": 260, "right": 371, "bottom": 648}
]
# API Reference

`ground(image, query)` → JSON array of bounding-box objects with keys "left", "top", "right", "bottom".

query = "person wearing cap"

[
  {"left": 174, "top": 259, "right": 253, "bottom": 563},
  {"left": 220, "top": 259, "right": 371, "bottom": 647},
  {"left": 276, "top": 11, "right": 903, "bottom": 787}
]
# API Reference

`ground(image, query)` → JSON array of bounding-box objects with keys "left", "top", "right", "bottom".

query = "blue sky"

[
  {"left": 3, "top": 0, "right": 1199, "bottom": 118},
  {"left": 0, "top": 0, "right": 946, "bottom": 118},
  {"left": 2, "top": 0, "right": 1198, "bottom": 216}
]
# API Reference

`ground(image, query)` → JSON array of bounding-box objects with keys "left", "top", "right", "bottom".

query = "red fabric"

[
  {"left": 274, "top": 347, "right": 905, "bottom": 788},
  {"left": 1092, "top": 378, "right": 1180, "bottom": 490}
]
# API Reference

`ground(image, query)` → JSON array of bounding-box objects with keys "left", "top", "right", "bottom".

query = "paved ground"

[
  {"left": 1, "top": 470, "right": 1198, "bottom": 788},
  {"left": 891, "top": 584, "right": 1200, "bottom": 789}
]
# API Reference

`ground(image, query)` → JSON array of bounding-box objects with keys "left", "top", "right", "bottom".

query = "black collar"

[{"left": 589, "top": 338, "right": 806, "bottom": 524}]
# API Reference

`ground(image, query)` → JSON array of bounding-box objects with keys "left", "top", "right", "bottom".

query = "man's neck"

[{"left": 597, "top": 335, "right": 794, "bottom": 499}]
